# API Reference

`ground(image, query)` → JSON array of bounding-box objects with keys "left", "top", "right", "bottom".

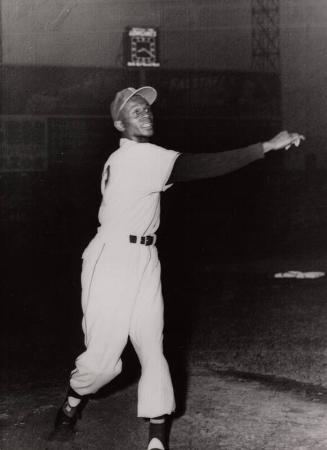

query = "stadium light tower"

[{"left": 251, "top": 0, "right": 280, "bottom": 72}]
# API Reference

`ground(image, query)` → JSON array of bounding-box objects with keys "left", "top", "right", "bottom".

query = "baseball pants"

[{"left": 69, "top": 235, "right": 175, "bottom": 418}]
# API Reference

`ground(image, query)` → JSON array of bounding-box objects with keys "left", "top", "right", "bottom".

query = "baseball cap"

[{"left": 110, "top": 86, "right": 157, "bottom": 121}]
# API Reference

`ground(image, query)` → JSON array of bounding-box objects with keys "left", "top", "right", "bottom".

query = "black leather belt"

[{"left": 129, "top": 235, "right": 156, "bottom": 246}]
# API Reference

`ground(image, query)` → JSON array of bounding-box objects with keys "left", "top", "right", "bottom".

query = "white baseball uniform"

[{"left": 69, "top": 138, "right": 180, "bottom": 418}]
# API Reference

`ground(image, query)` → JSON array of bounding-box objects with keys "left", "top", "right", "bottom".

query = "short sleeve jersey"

[{"left": 97, "top": 138, "right": 180, "bottom": 237}]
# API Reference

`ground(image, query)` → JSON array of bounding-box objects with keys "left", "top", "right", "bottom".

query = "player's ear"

[{"left": 114, "top": 120, "right": 125, "bottom": 132}]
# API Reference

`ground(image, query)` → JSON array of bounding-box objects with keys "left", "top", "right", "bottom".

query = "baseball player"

[{"left": 54, "top": 86, "right": 304, "bottom": 450}]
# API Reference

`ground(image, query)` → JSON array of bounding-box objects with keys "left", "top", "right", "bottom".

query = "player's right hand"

[{"left": 263, "top": 131, "right": 305, "bottom": 153}]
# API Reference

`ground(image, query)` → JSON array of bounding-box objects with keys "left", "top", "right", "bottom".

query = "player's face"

[{"left": 118, "top": 95, "right": 154, "bottom": 142}]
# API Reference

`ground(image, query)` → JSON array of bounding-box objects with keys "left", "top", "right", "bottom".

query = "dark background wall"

[
  {"left": 1, "top": 66, "right": 285, "bottom": 257},
  {"left": 2, "top": 0, "right": 327, "bottom": 165}
]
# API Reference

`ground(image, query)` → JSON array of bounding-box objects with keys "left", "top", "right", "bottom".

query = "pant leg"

[
  {"left": 129, "top": 246, "right": 175, "bottom": 418},
  {"left": 70, "top": 239, "right": 139, "bottom": 396}
]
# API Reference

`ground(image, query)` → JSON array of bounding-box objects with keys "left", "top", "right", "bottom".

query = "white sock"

[
  {"left": 147, "top": 437, "right": 165, "bottom": 450},
  {"left": 68, "top": 396, "right": 81, "bottom": 408}
]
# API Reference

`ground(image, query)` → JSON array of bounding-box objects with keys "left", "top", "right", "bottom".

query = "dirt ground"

[
  {"left": 2, "top": 249, "right": 327, "bottom": 450},
  {"left": 2, "top": 366, "right": 327, "bottom": 450}
]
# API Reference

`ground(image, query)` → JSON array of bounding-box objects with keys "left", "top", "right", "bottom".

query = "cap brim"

[{"left": 134, "top": 86, "right": 157, "bottom": 105}]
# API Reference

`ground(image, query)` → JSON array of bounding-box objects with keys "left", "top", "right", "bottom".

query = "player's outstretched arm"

[
  {"left": 168, "top": 130, "right": 305, "bottom": 183},
  {"left": 262, "top": 130, "right": 305, "bottom": 153}
]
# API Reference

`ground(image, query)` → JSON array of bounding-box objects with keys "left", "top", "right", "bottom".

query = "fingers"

[
  {"left": 290, "top": 133, "right": 305, "bottom": 143},
  {"left": 285, "top": 132, "right": 305, "bottom": 150}
]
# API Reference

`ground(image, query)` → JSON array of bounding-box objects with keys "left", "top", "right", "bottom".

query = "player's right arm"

[{"left": 168, "top": 130, "right": 304, "bottom": 183}]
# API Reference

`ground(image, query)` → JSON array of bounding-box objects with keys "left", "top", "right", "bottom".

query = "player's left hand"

[{"left": 263, "top": 130, "right": 305, "bottom": 153}]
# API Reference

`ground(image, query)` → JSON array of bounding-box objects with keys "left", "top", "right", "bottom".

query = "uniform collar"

[{"left": 119, "top": 138, "right": 138, "bottom": 147}]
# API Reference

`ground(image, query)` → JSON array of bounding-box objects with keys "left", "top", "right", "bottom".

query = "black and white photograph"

[{"left": 1, "top": 1, "right": 327, "bottom": 449}]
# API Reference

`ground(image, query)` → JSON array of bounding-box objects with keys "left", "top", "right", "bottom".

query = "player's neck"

[{"left": 121, "top": 134, "right": 150, "bottom": 144}]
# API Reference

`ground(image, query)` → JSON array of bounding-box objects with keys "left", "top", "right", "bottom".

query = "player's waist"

[
  {"left": 129, "top": 234, "right": 156, "bottom": 246},
  {"left": 96, "top": 228, "right": 157, "bottom": 246}
]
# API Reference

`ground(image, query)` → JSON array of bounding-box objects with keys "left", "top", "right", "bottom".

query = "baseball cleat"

[
  {"left": 54, "top": 398, "right": 84, "bottom": 430},
  {"left": 48, "top": 398, "right": 87, "bottom": 442},
  {"left": 147, "top": 437, "right": 165, "bottom": 450}
]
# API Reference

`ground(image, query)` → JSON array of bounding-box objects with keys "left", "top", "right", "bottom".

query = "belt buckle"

[
  {"left": 131, "top": 235, "right": 155, "bottom": 245},
  {"left": 140, "top": 235, "right": 153, "bottom": 245}
]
